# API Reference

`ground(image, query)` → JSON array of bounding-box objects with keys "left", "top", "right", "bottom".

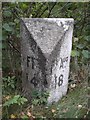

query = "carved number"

[
  {"left": 27, "top": 56, "right": 30, "bottom": 67},
  {"left": 26, "top": 73, "right": 28, "bottom": 80},
  {"left": 58, "top": 74, "right": 63, "bottom": 86},
  {"left": 27, "top": 56, "right": 34, "bottom": 69},
  {"left": 54, "top": 74, "right": 63, "bottom": 88},
  {"left": 54, "top": 74, "right": 57, "bottom": 89}
]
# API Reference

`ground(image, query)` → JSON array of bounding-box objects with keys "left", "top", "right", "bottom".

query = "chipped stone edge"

[
  {"left": 43, "top": 18, "right": 74, "bottom": 32},
  {"left": 21, "top": 18, "right": 74, "bottom": 32}
]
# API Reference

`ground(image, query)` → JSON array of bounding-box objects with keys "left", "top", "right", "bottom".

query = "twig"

[
  {"left": 8, "top": 40, "right": 20, "bottom": 54},
  {"left": 34, "top": 3, "right": 45, "bottom": 18},
  {"left": 51, "top": 2, "right": 69, "bottom": 16},
  {"left": 27, "top": 3, "right": 33, "bottom": 17},
  {"left": 47, "top": 3, "right": 57, "bottom": 18},
  {"left": 38, "top": 5, "right": 49, "bottom": 18}
]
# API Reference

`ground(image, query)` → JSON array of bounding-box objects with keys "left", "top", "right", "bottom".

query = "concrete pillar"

[{"left": 20, "top": 18, "right": 74, "bottom": 104}]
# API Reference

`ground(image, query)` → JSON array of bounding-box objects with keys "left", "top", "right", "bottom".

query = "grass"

[
  {"left": 22, "top": 81, "right": 89, "bottom": 119},
  {"left": 3, "top": 80, "right": 89, "bottom": 119}
]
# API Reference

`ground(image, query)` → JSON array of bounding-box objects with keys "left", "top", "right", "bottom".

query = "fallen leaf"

[
  {"left": 62, "top": 108, "right": 68, "bottom": 113},
  {"left": 45, "top": 106, "right": 48, "bottom": 109},
  {"left": 32, "top": 115, "right": 35, "bottom": 118},
  {"left": 84, "top": 115, "right": 86, "bottom": 118},
  {"left": 10, "top": 114, "right": 16, "bottom": 118},
  {"left": 51, "top": 109, "right": 56, "bottom": 113},
  {"left": 27, "top": 111, "right": 32, "bottom": 117},
  {"left": 74, "top": 37, "right": 78, "bottom": 42},
  {"left": 5, "top": 95, "right": 11, "bottom": 100},
  {"left": 70, "top": 83, "right": 76, "bottom": 88},
  {"left": 78, "top": 105, "right": 82, "bottom": 108},
  {"left": 21, "top": 112, "right": 25, "bottom": 115},
  {"left": 31, "top": 104, "right": 34, "bottom": 109}
]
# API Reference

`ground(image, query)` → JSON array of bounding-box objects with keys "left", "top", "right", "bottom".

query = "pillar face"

[{"left": 21, "top": 18, "right": 74, "bottom": 103}]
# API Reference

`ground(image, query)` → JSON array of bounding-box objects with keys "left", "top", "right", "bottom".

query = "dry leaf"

[
  {"left": 5, "top": 95, "right": 11, "bottom": 100},
  {"left": 21, "top": 112, "right": 25, "bottom": 115},
  {"left": 51, "top": 109, "right": 56, "bottom": 113},
  {"left": 78, "top": 105, "right": 82, "bottom": 108},
  {"left": 32, "top": 115, "right": 35, "bottom": 118},
  {"left": 84, "top": 115, "right": 86, "bottom": 118},
  {"left": 27, "top": 111, "right": 32, "bottom": 117},
  {"left": 70, "top": 83, "right": 76, "bottom": 88},
  {"left": 62, "top": 108, "right": 68, "bottom": 113},
  {"left": 10, "top": 114, "right": 16, "bottom": 118},
  {"left": 74, "top": 37, "right": 78, "bottom": 42}
]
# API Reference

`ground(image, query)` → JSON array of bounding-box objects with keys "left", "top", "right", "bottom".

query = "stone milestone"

[{"left": 20, "top": 18, "right": 74, "bottom": 104}]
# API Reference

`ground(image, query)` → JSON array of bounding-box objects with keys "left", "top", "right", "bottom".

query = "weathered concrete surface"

[{"left": 21, "top": 18, "right": 74, "bottom": 104}]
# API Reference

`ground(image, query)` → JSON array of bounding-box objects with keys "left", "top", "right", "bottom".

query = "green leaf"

[
  {"left": 3, "top": 10, "right": 12, "bottom": 17},
  {"left": 0, "top": 43, "right": 2, "bottom": 49},
  {"left": 84, "top": 36, "right": 90, "bottom": 41},
  {"left": 71, "top": 50, "right": 80, "bottom": 57},
  {"left": 8, "top": 76, "right": 11, "bottom": 81},
  {"left": 0, "top": 36, "right": 2, "bottom": 41},
  {"left": 11, "top": 84, "right": 15, "bottom": 89},
  {"left": 3, "top": 95, "right": 27, "bottom": 107},
  {"left": 3, "top": 23, "right": 13, "bottom": 32},
  {"left": 2, "top": 34, "right": 7, "bottom": 40},
  {"left": 21, "top": 115, "right": 28, "bottom": 119},
  {"left": 3, "top": 101, "right": 10, "bottom": 107},
  {"left": 3, "top": 98, "right": 16, "bottom": 107},
  {"left": 13, "top": 95, "right": 20, "bottom": 100},
  {"left": 2, "top": 30, "right": 8, "bottom": 40},
  {"left": 21, "top": 3, "right": 28, "bottom": 9},
  {"left": 18, "top": 97, "right": 28, "bottom": 105},
  {"left": 32, "top": 99, "right": 39, "bottom": 105},
  {"left": 77, "top": 44, "right": 85, "bottom": 49},
  {"left": 2, "top": 43, "right": 7, "bottom": 49},
  {"left": 82, "top": 50, "right": 89, "bottom": 59},
  {"left": 11, "top": 76, "right": 15, "bottom": 80},
  {"left": 14, "top": 19, "right": 19, "bottom": 24},
  {"left": 9, "top": 22, "right": 15, "bottom": 26},
  {"left": 20, "top": 97, "right": 28, "bottom": 102},
  {"left": 2, "top": 77, "right": 8, "bottom": 81}
]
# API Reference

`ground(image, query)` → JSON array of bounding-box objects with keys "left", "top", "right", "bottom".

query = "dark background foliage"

[{"left": 2, "top": 2, "right": 90, "bottom": 119}]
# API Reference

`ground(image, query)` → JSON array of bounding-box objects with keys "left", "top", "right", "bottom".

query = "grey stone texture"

[{"left": 21, "top": 18, "right": 74, "bottom": 104}]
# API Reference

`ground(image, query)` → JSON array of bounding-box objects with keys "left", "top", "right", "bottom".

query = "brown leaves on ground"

[
  {"left": 62, "top": 108, "right": 68, "bottom": 113},
  {"left": 10, "top": 114, "right": 16, "bottom": 118},
  {"left": 51, "top": 109, "right": 56, "bottom": 113},
  {"left": 21, "top": 110, "right": 35, "bottom": 119}
]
